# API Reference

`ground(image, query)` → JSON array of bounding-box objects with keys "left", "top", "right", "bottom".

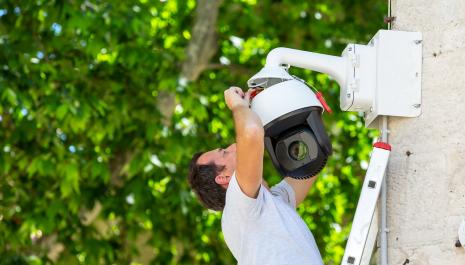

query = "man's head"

[{"left": 188, "top": 143, "right": 237, "bottom": 211}]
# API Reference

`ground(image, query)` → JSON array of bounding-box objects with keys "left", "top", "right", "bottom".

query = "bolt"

[
  {"left": 384, "top": 16, "right": 396, "bottom": 24},
  {"left": 413, "top": 104, "right": 421, "bottom": 108},
  {"left": 346, "top": 93, "right": 351, "bottom": 98},
  {"left": 455, "top": 239, "right": 462, "bottom": 248},
  {"left": 414, "top": 40, "right": 422, "bottom": 44}
]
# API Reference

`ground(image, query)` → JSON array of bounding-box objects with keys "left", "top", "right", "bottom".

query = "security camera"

[
  {"left": 248, "top": 30, "right": 422, "bottom": 179},
  {"left": 248, "top": 67, "right": 332, "bottom": 179}
]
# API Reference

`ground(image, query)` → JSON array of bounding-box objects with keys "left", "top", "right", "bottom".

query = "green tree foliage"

[{"left": 0, "top": 0, "right": 385, "bottom": 264}]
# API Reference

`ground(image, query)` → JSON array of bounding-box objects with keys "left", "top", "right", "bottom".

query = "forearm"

[
  {"left": 231, "top": 105, "right": 265, "bottom": 198},
  {"left": 231, "top": 105, "right": 264, "bottom": 140},
  {"left": 284, "top": 175, "right": 318, "bottom": 206}
]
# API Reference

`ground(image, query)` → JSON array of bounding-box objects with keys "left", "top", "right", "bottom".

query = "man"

[{"left": 188, "top": 86, "right": 324, "bottom": 265}]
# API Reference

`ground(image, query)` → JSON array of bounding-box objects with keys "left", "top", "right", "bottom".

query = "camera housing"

[{"left": 249, "top": 74, "right": 332, "bottom": 179}]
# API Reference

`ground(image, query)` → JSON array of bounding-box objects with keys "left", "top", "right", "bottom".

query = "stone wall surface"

[{"left": 386, "top": 0, "right": 465, "bottom": 264}]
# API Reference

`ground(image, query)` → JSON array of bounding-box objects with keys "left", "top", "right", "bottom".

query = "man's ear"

[{"left": 215, "top": 174, "right": 231, "bottom": 185}]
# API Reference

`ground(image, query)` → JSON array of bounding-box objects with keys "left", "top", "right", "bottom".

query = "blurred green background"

[{"left": 0, "top": 0, "right": 385, "bottom": 264}]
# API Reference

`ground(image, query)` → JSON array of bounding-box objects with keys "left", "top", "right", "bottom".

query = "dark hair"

[{"left": 188, "top": 151, "right": 226, "bottom": 211}]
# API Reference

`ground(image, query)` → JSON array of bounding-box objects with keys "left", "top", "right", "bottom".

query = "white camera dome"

[{"left": 250, "top": 79, "right": 323, "bottom": 126}]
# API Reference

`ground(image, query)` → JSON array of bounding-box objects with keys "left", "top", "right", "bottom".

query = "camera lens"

[{"left": 288, "top": 141, "right": 308, "bottom": 161}]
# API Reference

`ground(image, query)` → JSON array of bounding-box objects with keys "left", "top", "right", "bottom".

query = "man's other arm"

[{"left": 284, "top": 176, "right": 318, "bottom": 206}]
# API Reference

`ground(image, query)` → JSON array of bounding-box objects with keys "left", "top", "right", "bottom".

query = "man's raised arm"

[{"left": 224, "top": 87, "right": 264, "bottom": 198}]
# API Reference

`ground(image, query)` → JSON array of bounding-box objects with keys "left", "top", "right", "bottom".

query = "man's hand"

[{"left": 224, "top": 86, "right": 251, "bottom": 110}]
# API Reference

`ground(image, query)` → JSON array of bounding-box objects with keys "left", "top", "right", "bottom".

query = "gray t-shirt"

[{"left": 221, "top": 173, "right": 324, "bottom": 265}]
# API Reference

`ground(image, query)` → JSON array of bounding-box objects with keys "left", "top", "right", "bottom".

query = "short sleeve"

[
  {"left": 270, "top": 180, "right": 296, "bottom": 209},
  {"left": 224, "top": 173, "right": 264, "bottom": 218}
]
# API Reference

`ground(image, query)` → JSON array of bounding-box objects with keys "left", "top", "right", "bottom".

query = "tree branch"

[{"left": 181, "top": 0, "right": 222, "bottom": 81}]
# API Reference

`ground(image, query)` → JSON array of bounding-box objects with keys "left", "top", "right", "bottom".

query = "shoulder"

[
  {"left": 225, "top": 173, "right": 267, "bottom": 216},
  {"left": 270, "top": 180, "right": 297, "bottom": 209}
]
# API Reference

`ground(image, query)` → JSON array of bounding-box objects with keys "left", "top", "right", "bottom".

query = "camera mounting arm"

[
  {"left": 265, "top": 47, "right": 348, "bottom": 89},
  {"left": 248, "top": 44, "right": 362, "bottom": 114}
]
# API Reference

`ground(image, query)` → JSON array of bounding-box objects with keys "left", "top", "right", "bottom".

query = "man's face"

[{"left": 197, "top": 143, "right": 237, "bottom": 188}]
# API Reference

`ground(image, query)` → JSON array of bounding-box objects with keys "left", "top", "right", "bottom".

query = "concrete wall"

[{"left": 385, "top": 0, "right": 465, "bottom": 264}]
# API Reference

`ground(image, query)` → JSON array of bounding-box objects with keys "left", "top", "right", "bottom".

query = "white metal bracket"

[{"left": 363, "top": 30, "right": 423, "bottom": 128}]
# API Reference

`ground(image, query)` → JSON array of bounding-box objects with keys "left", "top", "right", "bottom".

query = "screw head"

[
  {"left": 414, "top": 40, "right": 422, "bottom": 44},
  {"left": 413, "top": 104, "right": 421, "bottom": 108}
]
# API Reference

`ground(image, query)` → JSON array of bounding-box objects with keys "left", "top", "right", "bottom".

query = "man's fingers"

[
  {"left": 234, "top": 87, "right": 245, "bottom": 97},
  {"left": 224, "top": 86, "right": 252, "bottom": 110},
  {"left": 244, "top": 90, "right": 251, "bottom": 102},
  {"left": 229, "top": 86, "right": 241, "bottom": 92},
  {"left": 228, "top": 86, "right": 244, "bottom": 98},
  {"left": 245, "top": 88, "right": 255, "bottom": 97}
]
